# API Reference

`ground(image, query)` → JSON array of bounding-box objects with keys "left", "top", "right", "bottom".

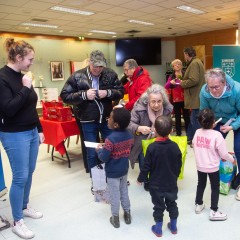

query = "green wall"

[{"left": 0, "top": 36, "right": 175, "bottom": 96}]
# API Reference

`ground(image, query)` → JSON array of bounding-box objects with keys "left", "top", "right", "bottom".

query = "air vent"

[
  {"left": 125, "top": 30, "right": 141, "bottom": 34},
  {"left": 31, "top": 18, "right": 48, "bottom": 22}
]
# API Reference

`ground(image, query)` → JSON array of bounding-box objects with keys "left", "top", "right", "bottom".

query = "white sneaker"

[
  {"left": 23, "top": 205, "right": 43, "bottom": 219},
  {"left": 235, "top": 185, "right": 240, "bottom": 201},
  {"left": 209, "top": 210, "right": 227, "bottom": 221},
  {"left": 195, "top": 203, "right": 205, "bottom": 214},
  {"left": 12, "top": 219, "right": 35, "bottom": 239}
]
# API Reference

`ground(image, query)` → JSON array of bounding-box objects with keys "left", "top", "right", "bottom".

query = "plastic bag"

[
  {"left": 219, "top": 153, "right": 237, "bottom": 195},
  {"left": 91, "top": 164, "right": 109, "bottom": 203},
  {"left": 142, "top": 135, "right": 187, "bottom": 179}
]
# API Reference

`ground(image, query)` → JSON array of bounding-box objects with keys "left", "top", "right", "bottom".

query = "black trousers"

[
  {"left": 195, "top": 170, "right": 219, "bottom": 211},
  {"left": 173, "top": 101, "right": 190, "bottom": 136},
  {"left": 149, "top": 188, "right": 178, "bottom": 222}
]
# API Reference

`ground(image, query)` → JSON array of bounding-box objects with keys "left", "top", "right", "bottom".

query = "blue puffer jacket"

[{"left": 200, "top": 74, "right": 240, "bottom": 130}]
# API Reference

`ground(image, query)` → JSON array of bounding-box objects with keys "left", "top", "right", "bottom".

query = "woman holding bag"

[{"left": 128, "top": 84, "right": 173, "bottom": 190}]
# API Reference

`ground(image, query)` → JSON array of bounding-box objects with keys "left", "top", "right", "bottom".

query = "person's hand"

[
  {"left": 96, "top": 143, "right": 104, "bottom": 151},
  {"left": 22, "top": 73, "right": 33, "bottom": 89},
  {"left": 220, "top": 125, "right": 233, "bottom": 133},
  {"left": 170, "top": 79, "right": 176, "bottom": 85},
  {"left": 137, "top": 126, "right": 152, "bottom": 135},
  {"left": 98, "top": 90, "right": 107, "bottom": 99},
  {"left": 137, "top": 181, "right": 142, "bottom": 186},
  {"left": 86, "top": 89, "right": 97, "bottom": 100},
  {"left": 233, "top": 159, "right": 237, "bottom": 165},
  {"left": 39, "top": 132, "right": 45, "bottom": 144}
]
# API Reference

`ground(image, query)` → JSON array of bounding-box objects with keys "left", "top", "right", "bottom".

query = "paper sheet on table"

[{"left": 84, "top": 141, "right": 99, "bottom": 148}]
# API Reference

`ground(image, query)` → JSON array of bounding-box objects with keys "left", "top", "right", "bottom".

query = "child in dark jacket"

[
  {"left": 137, "top": 115, "right": 182, "bottom": 237},
  {"left": 96, "top": 107, "right": 133, "bottom": 228}
]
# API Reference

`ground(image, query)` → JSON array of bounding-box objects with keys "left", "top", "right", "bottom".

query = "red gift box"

[
  {"left": 47, "top": 107, "right": 72, "bottom": 122},
  {"left": 41, "top": 100, "right": 63, "bottom": 119}
]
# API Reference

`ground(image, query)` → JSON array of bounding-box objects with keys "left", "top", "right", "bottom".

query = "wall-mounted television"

[{"left": 115, "top": 38, "right": 161, "bottom": 66}]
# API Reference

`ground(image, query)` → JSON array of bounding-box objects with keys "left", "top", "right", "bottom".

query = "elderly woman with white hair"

[{"left": 128, "top": 84, "right": 173, "bottom": 190}]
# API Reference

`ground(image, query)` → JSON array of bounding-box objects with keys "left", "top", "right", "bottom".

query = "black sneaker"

[
  {"left": 124, "top": 211, "right": 131, "bottom": 224},
  {"left": 110, "top": 216, "right": 120, "bottom": 228}
]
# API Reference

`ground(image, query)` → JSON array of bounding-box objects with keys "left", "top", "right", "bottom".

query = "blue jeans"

[
  {"left": 215, "top": 123, "right": 240, "bottom": 172},
  {"left": 0, "top": 128, "right": 39, "bottom": 221},
  {"left": 81, "top": 121, "right": 112, "bottom": 171},
  {"left": 187, "top": 109, "right": 201, "bottom": 141}
]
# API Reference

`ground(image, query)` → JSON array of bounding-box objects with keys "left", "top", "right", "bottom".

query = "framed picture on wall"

[{"left": 50, "top": 61, "right": 64, "bottom": 81}]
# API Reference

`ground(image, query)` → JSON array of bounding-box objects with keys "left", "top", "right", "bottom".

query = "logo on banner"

[{"left": 222, "top": 59, "right": 235, "bottom": 77}]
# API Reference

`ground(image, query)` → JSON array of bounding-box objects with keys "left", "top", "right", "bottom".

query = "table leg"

[{"left": 50, "top": 142, "right": 71, "bottom": 168}]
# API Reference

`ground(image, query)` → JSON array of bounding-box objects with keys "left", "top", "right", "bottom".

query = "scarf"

[{"left": 147, "top": 104, "right": 163, "bottom": 127}]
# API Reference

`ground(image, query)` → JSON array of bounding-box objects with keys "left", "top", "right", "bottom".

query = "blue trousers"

[
  {"left": 0, "top": 128, "right": 39, "bottom": 221},
  {"left": 81, "top": 121, "right": 112, "bottom": 171},
  {"left": 187, "top": 109, "right": 201, "bottom": 141}
]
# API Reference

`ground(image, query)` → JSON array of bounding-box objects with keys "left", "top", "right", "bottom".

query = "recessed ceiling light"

[
  {"left": 176, "top": 5, "right": 205, "bottom": 14},
  {"left": 21, "top": 23, "right": 58, "bottom": 28},
  {"left": 128, "top": 20, "right": 154, "bottom": 26},
  {"left": 90, "top": 30, "right": 116, "bottom": 35},
  {"left": 50, "top": 6, "right": 94, "bottom": 15}
]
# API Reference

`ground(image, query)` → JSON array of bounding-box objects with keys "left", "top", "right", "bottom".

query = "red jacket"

[{"left": 124, "top": 66, "right": 152, "bottom": 111}]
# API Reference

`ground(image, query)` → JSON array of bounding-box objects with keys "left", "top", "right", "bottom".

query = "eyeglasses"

[
  {"left": 207, "top": 85, "right": 221, "bottom": 91},
  {"left": 149, "top": 100, "right": 162, "bottom": 105},
  {"left": 124, "top": 67, "right": 134, "bottom": 72}
]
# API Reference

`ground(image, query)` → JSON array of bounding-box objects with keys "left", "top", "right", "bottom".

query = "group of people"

[{"left": 0, "top": 38, "right": 240, "bottom": 239}]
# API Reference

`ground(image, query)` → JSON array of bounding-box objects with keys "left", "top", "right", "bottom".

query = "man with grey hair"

[
  {"left": 123, "top": 59, "right": 152, "bottom": 111},
  {"left": 61, "top": 50, "right": 124, "bottom": 177}
]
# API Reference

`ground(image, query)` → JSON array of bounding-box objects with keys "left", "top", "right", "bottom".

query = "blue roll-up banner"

[
  {"left": 0, "top": 152, "right": 7, "bottom": 198},
  {"left": 213, "top": 45, "right": 240, "bottom": 83}
]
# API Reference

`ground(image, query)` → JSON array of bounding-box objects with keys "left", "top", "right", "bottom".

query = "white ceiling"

[{"left": 0, "top": 0, "right": 239, "bottom": 40}]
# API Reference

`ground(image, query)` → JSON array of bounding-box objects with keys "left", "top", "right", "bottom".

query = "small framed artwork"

[{"left": 50, "top": 61, "right": 64, "bottom": 81}]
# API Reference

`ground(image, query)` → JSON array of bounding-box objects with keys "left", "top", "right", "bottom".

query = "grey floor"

[{"left": 0, "top": 131, "right": 239, "bottom": 240}]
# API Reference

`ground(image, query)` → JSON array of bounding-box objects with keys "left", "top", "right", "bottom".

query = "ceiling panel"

[{"left": 0, "top": 0, "right": 238, "bottom": 39}]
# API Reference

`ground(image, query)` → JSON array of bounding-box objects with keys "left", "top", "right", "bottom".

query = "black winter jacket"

[{"left": 60, "top": 66, "right": 124, "bottom": 122}]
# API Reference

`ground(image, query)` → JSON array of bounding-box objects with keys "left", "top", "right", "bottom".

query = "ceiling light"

[
  {"left": 21, "top": 23, "right": 58, "bottom": 28},
  {"left": 90, "top": 30, "right": 116, "bottom": 35},
  {"left": 128, "top": 20, "right": 154, "bottom": 26},
  {"left": 50, "top": 6, "right": 94, "bottom": 15},
  {"left": 176, "top": 5, "right": 205, "bottom": 14}
]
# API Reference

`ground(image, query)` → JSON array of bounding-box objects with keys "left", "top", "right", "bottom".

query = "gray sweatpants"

[{"left": 107, "top": 174, "right": 130, "bottom": 216}]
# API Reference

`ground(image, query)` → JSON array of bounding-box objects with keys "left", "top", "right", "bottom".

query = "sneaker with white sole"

[
  {"left": 23, "top": 205, "right": 43, "bottom": 219},
  {"left": 12, "top": 219, "right": 35, "bottom": 239},
  {"left": 235, "top": 185, "right": 240, "bottom": 201},
  {"left": 195, "top": 203, "right": 205, "bottom": 214},
  {"left": 209, "top": 210, "right": 227, "bottom": 221}
]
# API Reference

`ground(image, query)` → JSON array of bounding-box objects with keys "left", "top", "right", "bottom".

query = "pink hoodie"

[{"left": 192, "top": 129, "right": 234, "bottom": 173}]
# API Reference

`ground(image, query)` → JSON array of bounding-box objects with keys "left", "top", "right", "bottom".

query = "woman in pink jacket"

[{"left": 165, "top": 59, "right": 190, "bottom": 136}]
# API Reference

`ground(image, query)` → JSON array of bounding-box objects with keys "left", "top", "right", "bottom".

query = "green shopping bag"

[{"left": 142, "top": 135, "right": 187, "bottom": 179}]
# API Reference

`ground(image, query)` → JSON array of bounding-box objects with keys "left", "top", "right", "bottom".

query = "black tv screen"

[{"left": 115, "top": 38, "right": 161, "bottom": 66}]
